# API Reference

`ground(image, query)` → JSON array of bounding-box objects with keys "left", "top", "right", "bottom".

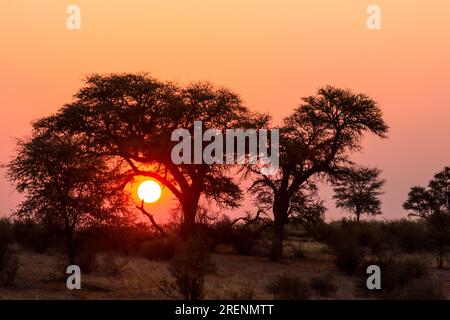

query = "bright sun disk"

[{"left": 137, "top": 180, "right": 162, "bottom": 203}]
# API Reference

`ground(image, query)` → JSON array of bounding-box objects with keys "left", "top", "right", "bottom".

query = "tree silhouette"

[
  {"left": 246, "top": 86, "right": 388, "bottom": 260},
  {"left": 6, "top": 130, "right": 129, "bottom": 264},
  {"left": 403, "top": 167, "right": 449, "bottom": 218},
  {"left": 403, "top": 167, "right": 450, "bottom": 268},
  {"left": 248, "top": 178, "right": 327, "bottom": 225},
  {"left": 35, "top": 74, "right": 266, "bottom": 236},
  {"left": 332, "top": 166, "right": 385, "bottom": 222}
]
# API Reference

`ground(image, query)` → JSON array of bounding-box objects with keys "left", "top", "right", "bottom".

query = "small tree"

[
  {"left": 332, "top": 166, "right": 385, "bottom": 223},
  {"left": 403, "top": 167, "right": 450, "bottom": 268},
  {"left": 403, "top": 167, "right": 449, "bottom": 219},
  {"left": 6, "top": 130, "right": 129, "bottom": 265}
]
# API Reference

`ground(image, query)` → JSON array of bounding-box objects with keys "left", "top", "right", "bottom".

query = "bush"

[
  {"left": 291, "top": 242, "right": 305, "bottom": 259},
  {"left": 85, "top": 224, "right": 155, "bottom": 256},
  {"left": 426, "top": 212, "right": 450, "bottom": 269},
  {"left": 0, "top": 241, "right": 19, "bottom": 287},
  {"left": 211, "top": 216, "right": 236, "bottom": 244},
  {"left": 266, "top": 274, "right": 311, "bottom": 300},
  {"left": 46, "top": 260, "right": 68, "bottom": 282},
  {"left": 382, "top": 256, "right": 428, "bottom": 291},
  {"left": 332, "top": 237, "right": 364, "bottom": 275},
  {"left": 305, "top": 222, "right": 333, "bottom": 243},
  {"left": 143, "top": 237, "right": 177, "bottom": 261},
  {"left": 308, "top": 220, "right": 366, "bottom": 274},
  {"left": 225, "top": 283, "right": 257, "bottom": 300},
  {"left": 232, "top": 229, "right": 258, "bottom": 255},
  {"left": 164, "top": 238, "right": 216, "bottom": 300},
  {"left": 210, "top": 216, "right": 267, "bottom": 256},
  {"left": 101, "top": 254, "right": 129, "bottom": 278},
  {"left": 309, "top": 275, "right": 337, "bottom": 297},
  {"left": 76, "top": 249, "right": 98, "bottom": 274},
  {"left": 383, "top": 219, "right": 428, "bottom": 253},
  {"left": 0, "top": 218, "right": 14, "bottom": 244},
  {"left": 361, "top": 255, "right": 429, "bottom": 298},
  {"left": 12, "top": 219, "right": 60, "bottom": 253},
  {"left": 389, "top": 279, "right": 444, "bottom": 300},
  {"left": 308, "top": 219, "right": 430, "bottom": 256}
]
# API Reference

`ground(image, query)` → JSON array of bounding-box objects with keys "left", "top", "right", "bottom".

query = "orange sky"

[{"left": 1, "top": 0, "right": 449, "bottom": 220}]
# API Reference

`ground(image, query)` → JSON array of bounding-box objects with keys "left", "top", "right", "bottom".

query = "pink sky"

[{"left": 1, "top": 0, "right": 449, "bottom": 220}]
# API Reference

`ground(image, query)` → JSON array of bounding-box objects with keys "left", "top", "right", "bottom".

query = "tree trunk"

[
  {"left": 270, "top": 199, "right": 288, "bottom": 261},
  {"left": 356, "top": 208, "right": 361, "bottom": 223},
  {"left": 270, "top": 220, "right": 285, "bottom": 261},
  {"left": 180, "top": 195, "right": 199, "bottom": 238},
  {"left": 66, "top": 231, "right": 76, "bottom": 265},
  {"left": 437, "top": 247, "right": 445, "bottom": 269}
]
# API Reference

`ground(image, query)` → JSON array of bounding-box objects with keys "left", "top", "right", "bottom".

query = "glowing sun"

[{"left": 137, "top": 180, "right": 162, "bottom": 204}]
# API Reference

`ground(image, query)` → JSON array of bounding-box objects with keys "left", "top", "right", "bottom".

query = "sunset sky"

[{"left": 1, "top": 0, "right": 449, "bottom": 220}]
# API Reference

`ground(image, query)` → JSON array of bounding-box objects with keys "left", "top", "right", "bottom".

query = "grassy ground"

[
  {"left": 0, "top": 241, "right": 356, "bottom": 300},
  {"left": 1, "top": 239, "right": 450, "bottom": 299}
]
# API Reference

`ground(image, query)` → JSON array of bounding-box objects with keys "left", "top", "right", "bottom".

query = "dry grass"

[
  {"left": 0, "top": 242, "right": 353, "bottom": 300},
  {"left": 1, "top": 243, "right": 450, "bottom": 300}
]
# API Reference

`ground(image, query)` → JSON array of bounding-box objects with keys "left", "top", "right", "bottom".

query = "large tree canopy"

[
  {"left": 6, "top": 129, "right": 129, "bottom": 264},
  {"left": 36, "top": 73, "right": 267, "bottom": 235},
  {"left": 246, "top": 86, "right": 389, "bottom": 260}
]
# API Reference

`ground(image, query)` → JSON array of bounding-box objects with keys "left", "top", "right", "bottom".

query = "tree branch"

[{"left": 136, "top": 199, "right": 167, "bottom": 236}]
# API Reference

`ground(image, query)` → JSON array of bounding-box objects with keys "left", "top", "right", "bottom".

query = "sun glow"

[{"left": 137, "top": 180, "right": 162, "bottom": 204}]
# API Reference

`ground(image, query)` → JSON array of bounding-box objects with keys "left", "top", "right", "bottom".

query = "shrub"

[
  {"left": 309, "top": 275, "right": 337, "bottom": 297},
  {"left": 0, "top": 241, "right": 19, "bottom": 287},
  {"left": 331, "top": 237, "right": 364, "bottom": 275},
  {"left": 266, "top": 274, "right": 311, "bottom": 300},
  {"left": 166, "top": 238, "right": 216, "bottom": 300},
  {"left": 225, "top": 283, "right": 257, "bottom": 300},
  {"left": 291, "top": 242, "right": 306, "bottom": 259},
  {"left": 144, "top": 237, "right": 177, "bottom": 261},
  {"left": 101, "top": 254, "right": 129, "bottom": 278},
  {"left": 383, "top": 219, "right": 428, "bottom": 253},
  {"left": 382, "top": 256, "right": 428, "bottom": 291},
  {"left": 304, "top": 221, "right": 333, "bottom": 243},
  {"left": 76, "top": 249, "right": 98, "bottom": 274},
  {"left": 361, "top": 255, "right": 429, "bottom": 298},
  {"left": 308, "top": 220, "right": 366, "bottom": 274},
  {"left": 0, "top": 218, "right": 14, "bottom": 244},
  {"left": 83, "top": 223, "right": 154, "bottom": 256},
  {"left": 211, "top": 216, "right": 236, "bottom": 244},
  {"left": 308, "top": 219, "right": 430, "bottom": 256},
  {"left": 46, "top": 260, "right": 68, "bottom": 282},
  {"left": 210, "top": 216, "right": 267, "bottom": 256},
  {"left": 12, "top": 219, "right": 60, "bottom": 253},
  {"left": 233, "top": 229, "right": 257, "bottom": 256},
  {"left": 426, "top": 212, "right": 450, "bottom": 269},
  {"left": 389, "top": 279, "right": 444, "bottom": 300}
]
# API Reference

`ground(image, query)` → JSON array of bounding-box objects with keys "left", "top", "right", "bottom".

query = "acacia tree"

[
  {"left": 403, "top": 167, "right": 450, "bottom": 268},
  {"left": 36, "top": 74, "right": 265, "bottom": 236},
  {"left": 247, "top": 86, "right": 389, "bottom": 260},
  {"left": 6, "top": 130, "right": 129, "bottom": 264},
  {"left": 403, "top": 167, "right": 449, "bottom": 218},
  {"left": 332, "top": 166, "right": 385, "bottom": 223}
]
